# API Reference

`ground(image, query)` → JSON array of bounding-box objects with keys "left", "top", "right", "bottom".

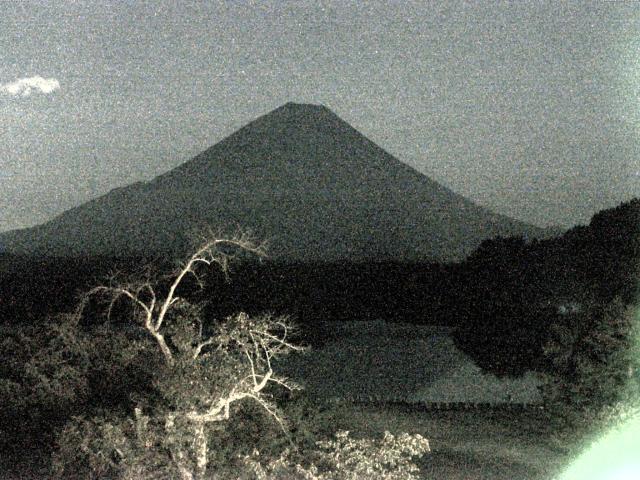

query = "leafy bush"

[
  {"left": 277, "top": 392, "right": 356, "bottom": 452},
  {"left": 0, "top": 311, "right": 161, "bottom": 457},
  {"left": 539, "top": 296, "right": 640, "bottom": 449},
  {"left": 241, "top": 430, "right": 430, "bottom": 480},
  {"left": 541, "top": 297, "right": 637, "bottom": 410},
  {"left": 453, "top": 299, "right": 556, "bottom": 377},
  {"left": 52, "top": 407, "right": 212, "bottom": 480},
  {"left": 0, "top": 314, "right": 91, "bottom": 452}
]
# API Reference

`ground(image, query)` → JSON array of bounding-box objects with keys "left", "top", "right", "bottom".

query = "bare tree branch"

[
  {"left": 192, "top": 337, "right": 216, "bottom": 360},
  {"left": 154, "top": 235, "right": 264, "bottom": 333},
  {"left": 75, "top": 231, "right": 268, "bottom": 370},
  {"left": 71, "top": 230, "right": 305, "bottom": 479}
]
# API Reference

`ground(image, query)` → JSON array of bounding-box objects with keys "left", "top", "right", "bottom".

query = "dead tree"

[{"left": 75, "top": 230, "right": 305, "bottom": 480}]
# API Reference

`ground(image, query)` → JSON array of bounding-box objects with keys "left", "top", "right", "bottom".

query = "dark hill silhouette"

[{"left": 0, "top": 102, "right": 557, "bottom": 261}]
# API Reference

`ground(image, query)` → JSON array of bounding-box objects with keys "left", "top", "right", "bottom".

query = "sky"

[{"left": 1, "top": 0, "right": 638, "bottom": 232}]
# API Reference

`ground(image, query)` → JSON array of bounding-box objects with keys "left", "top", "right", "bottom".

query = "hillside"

[{"left": 0, "top": 102, "right": 555, "bottom": 262}]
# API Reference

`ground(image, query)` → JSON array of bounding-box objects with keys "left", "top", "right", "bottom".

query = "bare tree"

[{"left": 72, "top": 230, "right": 305, "bottom": 480}]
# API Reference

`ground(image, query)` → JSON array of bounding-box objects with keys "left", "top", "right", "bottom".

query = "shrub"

[
  {"left": 541, "top": 297, "right": 637, "bottom": 409},
  {"left": 0, "top": 314, "right": 91, "bottom": 452},
  {"left": 539, "top": 296, "right": 640, "bottom": 449},
  {"left": 0, "top": 310, "right": 162, "bottom": 458},
  {"left": 241, "top": 430, "right": 430, "bottom": 480}
]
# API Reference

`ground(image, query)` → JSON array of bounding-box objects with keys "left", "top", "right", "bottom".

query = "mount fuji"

[{"left": 0, "top": 103, "right": 556, "bottom": 262}]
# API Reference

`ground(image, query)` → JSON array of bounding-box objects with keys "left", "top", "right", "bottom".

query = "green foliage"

[
  {"left": 52, "top": 413, "right": 129, "bottom": 479},
  {"left": 452, "top": 235, "right": 559, "bottom": 376},
  {"left": 278, "top": 392, "right": 356, "bottom": 451},
  {"left": 0, "top": 313, "right": 159, "bottom": 457},
  {"left": 51, "top": 311, "right": 300, "bottom": 478},
  {"left": 241, "top": 430, "right": 430, "bottom": 480},
  {"left": 539, "top": 296, "right": 639, "bottom": 451},
  {"left": 0, "top": 314, "right": 90, "bottom": 407},
  {"left": 541, "top": 297, "right": 636, "bottom": 409},
  {"left": 54, "top": 418, "right": 431, "bottom": 480},
  {"left": 84, "top": 322, "right": 162, "bottom": 408},
  {"left": 53, "top": 397, "right": 299, "bottom": 479},
  {"left": 0, "top": 315, "right": 91, "bottom": 451},
  {"left": 52, "top": 408, "right": 194, "bottom": 480},
  {"left": 585, "top": 198, "right": 640, "bottom": 303}
]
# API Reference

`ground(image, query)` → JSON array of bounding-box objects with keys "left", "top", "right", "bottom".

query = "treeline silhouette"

[
  {"left": 0, "top": 253, "right": 463, "bottom": 346},
  {"left": 452, "top": 197, "right": 639, "bottom": 379}
]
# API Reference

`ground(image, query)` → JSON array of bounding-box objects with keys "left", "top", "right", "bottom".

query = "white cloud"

[{"left": 0, "top": 76, "right": 60, "bottom": 97}]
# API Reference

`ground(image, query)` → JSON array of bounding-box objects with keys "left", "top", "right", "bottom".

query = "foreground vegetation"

[{"left": 1, "top": 231, "right": 430, "bottom": 479}]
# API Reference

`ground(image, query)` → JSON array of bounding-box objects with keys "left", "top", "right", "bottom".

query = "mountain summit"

[{"left": 1, "top": 103, "right": 552, "bottom": 261}]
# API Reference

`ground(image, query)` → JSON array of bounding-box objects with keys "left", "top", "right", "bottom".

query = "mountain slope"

[{"left": 0, "top": 102, "right": 554, "bottom": 262}]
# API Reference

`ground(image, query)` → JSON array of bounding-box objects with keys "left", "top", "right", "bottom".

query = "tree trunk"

[
  {"left": 193, "top": 421, "right": 208, "bottom": 479},
  {"left": 149, "top": 329, "right": 174, "bottom": 366},
  {"left": 165, "top": 414, "right": 194, "bottom": 480}
]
